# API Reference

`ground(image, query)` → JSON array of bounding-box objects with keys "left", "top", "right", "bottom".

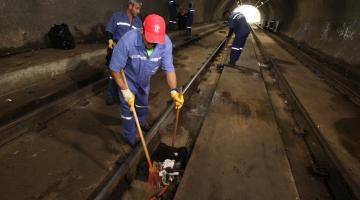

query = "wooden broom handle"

[
  {"left": 172, "top": 88, "right": 182, "bottom": 147},
  {"left": 121, "top": 70, "right": 153, "bottom": 167}
]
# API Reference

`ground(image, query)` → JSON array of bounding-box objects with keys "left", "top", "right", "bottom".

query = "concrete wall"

[
  {"left": 260, "top": 0, "right": 360, "bottom": 76},
  {"left": 0, "top": 0, "right": 227, "bottom": 56},
  {"left": 0, "top": 0, "right": 174, "bottom": 55},
  {"left": 2, "top": 0, "right": 359, "bottom": 77}
]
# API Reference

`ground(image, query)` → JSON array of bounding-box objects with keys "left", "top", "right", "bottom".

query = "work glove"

[
  {"left": 108, "top": 39, "right": 116, "bottom": 49},
  {"left": 170, "top": 89, "right": 184, "bottom": 109},
  {"left": 121, "top": 89, "right": 135, "bottom": 110}
]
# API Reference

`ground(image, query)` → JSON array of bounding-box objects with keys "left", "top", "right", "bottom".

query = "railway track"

[
  {"left": 93, "top": 36, "right": 229, "bottom": 200},
  {"left": 1, "top": 24, "right": 358, "bottom": 200},
  {"left": 259, "top": 26, "right": 360, "bottom": 107},
  {"left": 0, "top": 27, "right": 228, "bottom": 200},
  {"left": 0, "top": 24, "right": 225, "bottom": 148},
  {"left": 252, "top": 27, "right": 358, "bottom": 199}
]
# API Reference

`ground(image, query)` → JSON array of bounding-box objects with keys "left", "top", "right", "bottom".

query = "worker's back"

[{"left": 229, "top": 12, "right": 250, "bottom": 37}]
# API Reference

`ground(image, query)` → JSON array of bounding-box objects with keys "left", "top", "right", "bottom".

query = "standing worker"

[
  {"left": 168, "top": 0, "right": 178, "bottom": 30},
  {"left": 186, "top": 3, "right": 195, "bottom": 38},
  {"left": 224, "top": 11, "right": 250, "bottom": 65},
  {"left": 109, "top": 14, "right": 184, "bottom": 147},
  {"left": 105, "top": 0, "right": 143, "bottom": 105},
  {"left": 178, "top": 7, "right": 187, "bottom": 30}
]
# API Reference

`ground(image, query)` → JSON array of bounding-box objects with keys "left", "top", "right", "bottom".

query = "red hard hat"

[{"left": 143, "top": 14, "right": 166, "bottom": 45}]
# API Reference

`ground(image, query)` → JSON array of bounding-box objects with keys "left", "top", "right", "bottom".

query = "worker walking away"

[
  {"left": 105, "top": 0, "right": 143, "bottom": 105},
  {"left": 168, "top": 0, "right": 178, "bottom": 30},
  {"left": 109, "top": 14, "right": 184, "bottom": 147},
  {"left": 224, "top": 11, "right": 250, "bottom": 65},
  {"left": 186, "top": 3, "right": 195, "bottom": 38}
]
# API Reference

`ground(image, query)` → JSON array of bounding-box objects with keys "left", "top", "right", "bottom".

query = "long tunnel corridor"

[{"left": 0, "top": 0, "right": 359, "bottom": 199}]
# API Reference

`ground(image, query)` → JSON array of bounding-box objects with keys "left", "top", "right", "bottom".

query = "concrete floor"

[{"left": 175, "top": 35, "right": 299, "bottom": 200}]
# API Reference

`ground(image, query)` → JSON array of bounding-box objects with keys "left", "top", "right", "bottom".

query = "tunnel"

[
  {"left": 0, "top": 0, "right": 359, "bottom": 199},
  {"left": 1, "top": 0, "right": 359, "bottom": 78}
]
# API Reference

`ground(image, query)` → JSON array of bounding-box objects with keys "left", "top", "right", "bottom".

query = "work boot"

[
  {"left": 141, "top": 123, "right": 151, "bottom": 133},
  {"left": 105, "top": 96, "right": 115, "bottom": 106}
]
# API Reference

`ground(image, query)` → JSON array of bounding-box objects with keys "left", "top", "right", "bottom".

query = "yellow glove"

[
  {"left": 171, "top": 89, "right": 184, "bottom": 109},
  {"left": 108, "top": 39, "right": 116, "bottom": 49},
  {"left": 121, "top": 89, "right": 135, "bottom": 110}
]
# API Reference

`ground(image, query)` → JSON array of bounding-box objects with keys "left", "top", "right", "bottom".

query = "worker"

[
  {"left": 105, "top": 0, "right": 143, "bottom": 105},
  {"left": 178, "top": 8, "right": 187, "bottom": 30},
  {"left": 186, "top": 3, "right": 195, "bottom": 37},
  {"left": 109, "top": 14, "right": 184, "bottom": 147},
  {"left": 168, "top": 0, "right": 178, "bottom": 30},
  {"left": 224, "top": 11, "right": 250, "bottom": 65}
]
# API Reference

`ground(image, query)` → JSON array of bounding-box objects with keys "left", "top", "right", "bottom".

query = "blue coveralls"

[
  {"left": 105, "top": 12, "right": 142, "bottom": 100},
  {"left": 109, "top": 29, "right": 175, "bottom": 145},
  {"left": 228, "top": 12, "right": 250, "bottom": 65},
  {"left": 168, "top": 0, "right": 177, "bottom": 29},
  {"left": 186, "top": 7, "right": 195, "bottom": 37}
]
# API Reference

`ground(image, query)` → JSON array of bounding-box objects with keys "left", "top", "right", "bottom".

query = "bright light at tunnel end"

[{"left": 234, "top": 5, "right": 261, "bottom": 24}]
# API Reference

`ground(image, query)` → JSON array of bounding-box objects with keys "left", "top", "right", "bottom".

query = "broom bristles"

[{"left": 146, "top": 164, "right": 161, "bottom": 198}]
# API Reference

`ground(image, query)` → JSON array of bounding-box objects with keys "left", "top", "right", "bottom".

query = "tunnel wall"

[
  {"left": 261, "top": 0, "right": 360, "bottom": 76},
  {"left": 3, "top": 0, "right": 358, "bottom": 77},
  {"left": 0, "top": 0, "right": 224, "bottom": 56},
  {"left": 0, "top": 0, "right": 173, "bottom": 55}
]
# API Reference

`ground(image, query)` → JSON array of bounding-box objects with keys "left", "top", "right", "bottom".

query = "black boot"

[{"left": 141, "top": 123, "right": 151, "bottom": 133}]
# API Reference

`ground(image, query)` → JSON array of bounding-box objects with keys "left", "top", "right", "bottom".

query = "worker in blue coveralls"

[
  {"left": 105, "top": 0, "right": 143, "bottom": 105},
  {"left": 109, "top": 14, "right": 184, "bottom": 147},
  {"left": 186, "top": 3, "right": 195, "bottom": 37},
  {"left": 224, "top": 11, "right": 250, "bottom": 65},
  {"left": 168, "top": 0, "right": 178, "bottom": 30}
]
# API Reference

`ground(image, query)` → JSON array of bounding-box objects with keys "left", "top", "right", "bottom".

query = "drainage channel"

[
  {"left": 251, "top": 28, "right": 358, "bottom": 199},
  {"left": 92, "top": 37, "right": 229, "bottom": 200}
]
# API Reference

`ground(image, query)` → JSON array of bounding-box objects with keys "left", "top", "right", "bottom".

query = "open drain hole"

[{"left": 135, "top": 143, "right": 189, "bottom": 199}]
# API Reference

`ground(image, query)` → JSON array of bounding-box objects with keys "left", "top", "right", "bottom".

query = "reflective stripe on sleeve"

[{"left": 117, "top": 22, "right": 131, "bottom": 26}]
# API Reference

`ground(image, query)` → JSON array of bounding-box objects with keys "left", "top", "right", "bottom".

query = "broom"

[
  {"left": 172, "top": 88, "right": 183, "bottom": 147},
  {"left": 120, "top": 70, "right": 160, "bottom": 191}
]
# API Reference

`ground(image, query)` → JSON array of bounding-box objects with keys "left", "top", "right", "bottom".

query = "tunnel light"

[{"left": 233, "top": 5, "right": 261, "bottom": 24}]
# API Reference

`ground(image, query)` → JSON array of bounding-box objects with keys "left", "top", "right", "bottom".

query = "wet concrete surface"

[
  {"left": 254, "top": 28, "right": 360, "bottom": 196},
  {"left": 175, "top": 35, "right": 299, "bottom": 200},
  {"left": 0, "top": 29, "right": 227, "bottom": 199}
]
